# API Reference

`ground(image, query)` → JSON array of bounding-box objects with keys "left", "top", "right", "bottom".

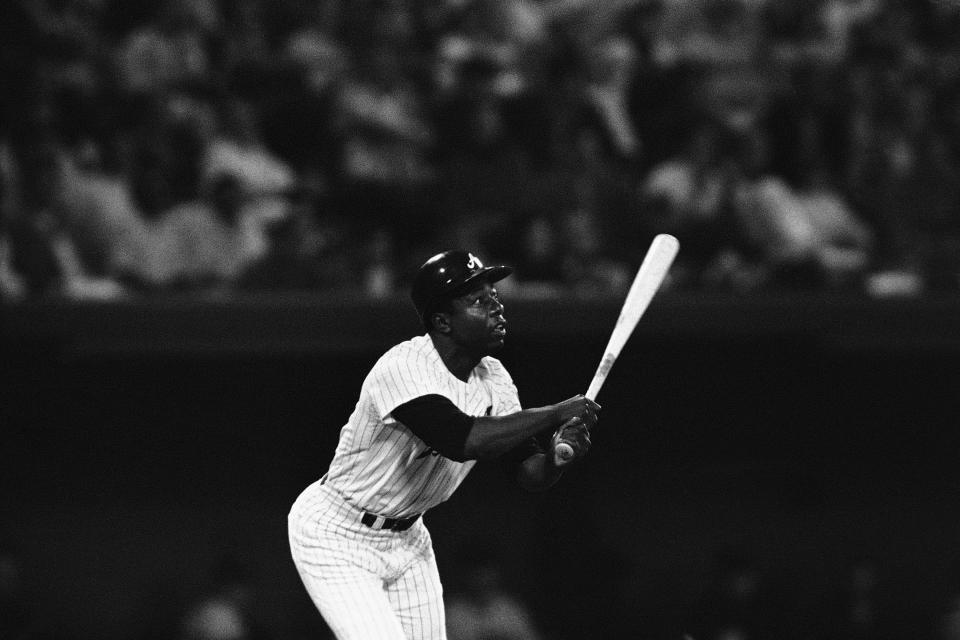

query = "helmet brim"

[
  {"left": 442, "top": 265, "right": 513, "bottom": 297},
  {"left": 419, "top": 264, "right": 513, "bottom": 322}
]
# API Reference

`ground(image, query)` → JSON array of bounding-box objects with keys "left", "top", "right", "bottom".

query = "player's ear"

[{"left": 431, "top": 311, "right": 452, "bottom": 334}]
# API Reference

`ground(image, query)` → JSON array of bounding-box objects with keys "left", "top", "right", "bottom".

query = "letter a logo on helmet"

[{"left": 466, "top": 253, "right": 483, "bottom": 270}]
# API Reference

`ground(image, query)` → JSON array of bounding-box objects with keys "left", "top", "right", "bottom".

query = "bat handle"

[
  {"left": 586, "top": 353, "right": 616, "bottom": 402},
  {"left": 585, "top": 377, "right": 602, "bottom": 402}
]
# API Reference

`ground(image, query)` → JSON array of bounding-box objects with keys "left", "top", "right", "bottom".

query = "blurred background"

[{"left": 2, "top": 0, "right": 960, "bottom": 638}]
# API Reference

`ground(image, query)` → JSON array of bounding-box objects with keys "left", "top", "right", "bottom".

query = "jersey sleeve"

[
  {"left": 366, "top": 351, "right": 445, "bottom": 421},
  {"left": 480, "top": 358, "right": 539, "bottom": 472}
]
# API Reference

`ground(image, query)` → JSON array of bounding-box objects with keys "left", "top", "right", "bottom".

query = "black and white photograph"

[{"left": 2, "top": 1, "right": 960, "bottom": 638}]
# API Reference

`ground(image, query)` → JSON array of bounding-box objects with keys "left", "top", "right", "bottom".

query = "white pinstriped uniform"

[{"left": 289, "top": 334, "right": 521, "bottom": 639}]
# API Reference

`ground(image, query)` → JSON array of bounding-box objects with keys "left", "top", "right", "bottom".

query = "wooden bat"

[{"left": 554, "top": 234, "right": 680, "bottom": 464}]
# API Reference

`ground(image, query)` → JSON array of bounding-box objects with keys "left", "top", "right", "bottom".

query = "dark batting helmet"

[{"left": 411, "top": 250, "right": 513, "bottom": 323}]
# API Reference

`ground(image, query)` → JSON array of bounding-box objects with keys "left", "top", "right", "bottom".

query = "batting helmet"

[{"left": 411, "top": 250, "right": 513, "bottom": 323}]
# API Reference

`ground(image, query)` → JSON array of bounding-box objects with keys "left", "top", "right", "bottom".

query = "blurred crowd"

[
  {"left": 1, "top": 0, "right": 960, "bottom": 303},
  {"left": 7, "top": 537, "right": 960, "bottom": 640}
]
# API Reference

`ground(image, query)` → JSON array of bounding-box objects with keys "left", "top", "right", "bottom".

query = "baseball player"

[{"left": 288, "top": 249, "right": 599, "bottom": 640}]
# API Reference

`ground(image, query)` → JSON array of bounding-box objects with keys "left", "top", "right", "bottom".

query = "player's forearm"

[
  {"left": 463, "top": 406, "right": 559, "bottom": 460},
  {"left": 516, "top": 452, "right": 563, "bottom": 492}
]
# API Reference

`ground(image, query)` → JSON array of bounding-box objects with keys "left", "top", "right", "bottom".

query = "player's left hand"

[{"left": 550, "top": 416, "right": 592, "bottom": 466}]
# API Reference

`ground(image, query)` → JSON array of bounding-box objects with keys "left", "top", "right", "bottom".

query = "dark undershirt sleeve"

[
  {"left": 392, "top": 395, "right": 545, "bottom": 465},
  {"left": 391, "top": 395, "right": 476, "bottom": 462}
]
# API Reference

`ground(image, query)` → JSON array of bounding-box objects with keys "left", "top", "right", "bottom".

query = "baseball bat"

[{"left": 554, "top": 234, "right": 680, "bottom": 464}]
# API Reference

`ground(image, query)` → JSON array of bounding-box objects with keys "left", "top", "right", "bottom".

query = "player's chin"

[
  {"left": 484, "top": 333, "right": 506, "bottom": 351},
  {"left": 488, "top": 324, "right": 507, "bottom": 348}
]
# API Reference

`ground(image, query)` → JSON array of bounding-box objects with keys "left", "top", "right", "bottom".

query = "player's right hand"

[{"left": 554, "top": 395, "right": 600, "bottom": 430}]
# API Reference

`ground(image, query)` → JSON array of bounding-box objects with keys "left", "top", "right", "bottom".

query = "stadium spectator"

[
  {"left": 237, "top": 185, "right": 357, "bottom": 294},
  {"left": 126, "top": 174, "right": 271, "bottom": 292},
  {"left": 57, "top": 146, "right": 152, "bottom": 285},
  {"left": 330, "top": 32, "right": 436, "bottom": 257},
  {"left": 261, "top": 27, "right": 350, "bottom": 175},
  {"left": 431, "top": 42, "right": 554, "bottom": 269},
  {"left": 765, "top": 0, "right": 882, "bottom": 68},
  {"left": 0, "top": 140, "right": 26, "bottom": 301},
  {"left": 793, "top": 160, "right": 875, "bottom": 289},
  {"left": 114, "top": 0, "right": 214, "bottom": 97},
  {"left": 548, "top": 33, "right": 647, "bottom": 273},
  {"left": 844, "top": 65, "right": 958, "bottom": 294},
  {"left": 510, "top": 212, "right": 566, "bottom": 296},
  {"left": 0, "top": 234, "right": 25, "bottom": 302},
  {"left": 5, "top": 138, "right": 127, "bottom": 299},
  {"left": 728, "top": 128, "right": 833, "bottom": 290},
  {"left": 558, "top": 196, "right": 632, "bottom": 296},
  {"left": 566, "top": 35, "right": 642, "bottom": 163},
  {"left": 200, "top": 98, "right": 296, "bottom": 204},
  {"left": 639, "top": 119, "right": 738, "bottom": 287}
]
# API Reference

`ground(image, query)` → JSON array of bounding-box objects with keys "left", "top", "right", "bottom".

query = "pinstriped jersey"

[{"left": 324, "top": 334, "right": 521, "bottom": 518}]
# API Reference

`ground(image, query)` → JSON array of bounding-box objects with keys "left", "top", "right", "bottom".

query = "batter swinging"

[{"left": 288, "top": 250, "right": 599, "bottom": 639}]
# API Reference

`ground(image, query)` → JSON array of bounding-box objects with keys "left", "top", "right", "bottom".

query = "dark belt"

[{"left": 361, "top": 512, "right": 421, "bottom": 532}]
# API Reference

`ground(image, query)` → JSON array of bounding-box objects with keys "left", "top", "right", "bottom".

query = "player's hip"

[
  {"left": 288, "top": 476, "right": 431, "bottom": 549},
  {"left": 288, "top": 478, "right": 433, "bottom": 579}
]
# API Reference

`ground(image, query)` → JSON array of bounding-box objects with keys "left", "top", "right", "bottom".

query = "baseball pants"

[{"left": 288, "top": 479, "right": 447, "bottom": 640}]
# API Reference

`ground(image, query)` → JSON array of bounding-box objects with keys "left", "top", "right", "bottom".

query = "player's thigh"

[
  {"left": 295, "top": 559, "right": 407, "bottom": 640},
  {"left": 387, "top": 549, "right": 447, "bottom": 640}
]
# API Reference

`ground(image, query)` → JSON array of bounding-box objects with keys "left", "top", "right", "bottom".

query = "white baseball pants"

[{"left": 288, "top": 479, "right": 447, "bottom": 640}]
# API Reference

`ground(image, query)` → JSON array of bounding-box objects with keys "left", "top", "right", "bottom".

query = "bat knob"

[{"left": 554, "top": 442, "right": 575, "bottom": 466}]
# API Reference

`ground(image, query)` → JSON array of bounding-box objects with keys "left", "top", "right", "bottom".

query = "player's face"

[{"left": 447, "top": 281, "right": 507, "bottom": 354}]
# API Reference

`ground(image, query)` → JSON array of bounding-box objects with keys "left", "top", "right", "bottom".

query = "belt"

[
  {"left": 360, "top": 512, "right": 421, "bottom": 532},
  {"left": 319, "top": 476, "right": 420, "bottom": 532}
]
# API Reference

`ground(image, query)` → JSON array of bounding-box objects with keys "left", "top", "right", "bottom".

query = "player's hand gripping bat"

[{"left": 554, "top": 234, "right": 680, "bottom": 465}]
